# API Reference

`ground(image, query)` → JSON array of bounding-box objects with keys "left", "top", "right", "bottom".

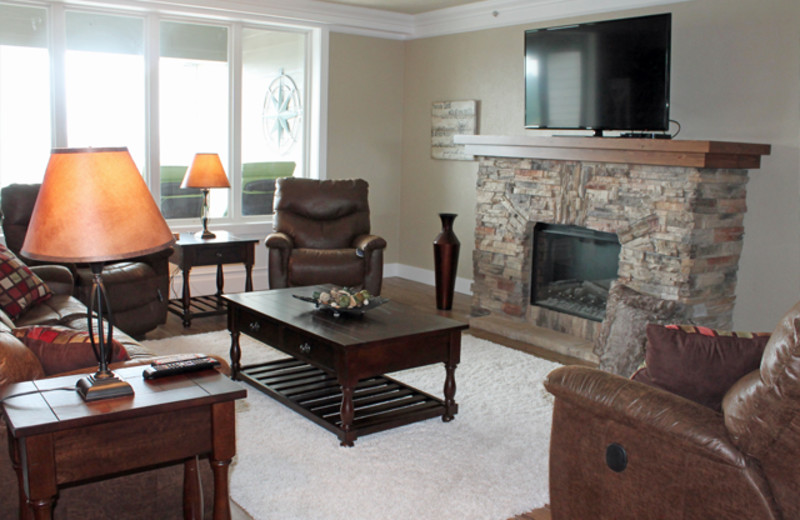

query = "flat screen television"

[{"left": 524, "top": 13, "right": 671, "bottom": 136}]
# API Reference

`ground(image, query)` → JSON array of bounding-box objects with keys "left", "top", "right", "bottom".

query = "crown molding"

[
  {"left": 411, "top": 0, "right": 691, "bottom": 39},
  {"left": 58, "top": 0, "right": 690, "bottom": 39}
]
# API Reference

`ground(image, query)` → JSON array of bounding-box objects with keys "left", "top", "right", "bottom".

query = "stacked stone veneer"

[{"left": 472, "top": 156, "right": 752, "bottom": 337}]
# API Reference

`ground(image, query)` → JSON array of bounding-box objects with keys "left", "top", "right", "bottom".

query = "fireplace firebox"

[{"left": 532, "top": 223, "right": 620, "bottom": 322}]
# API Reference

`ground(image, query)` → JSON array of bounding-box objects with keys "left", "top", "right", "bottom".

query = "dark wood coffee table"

[
  {"left": 1, "top": 366, "right": 246, "bottom": 519},
  {"left": 224, "top": 286, "right": 468, "bottom": 446}
]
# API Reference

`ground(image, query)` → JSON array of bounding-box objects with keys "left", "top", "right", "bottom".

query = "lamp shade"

[
  {"left": 180, "top": 153, "right": 230, "bottom": 189},
  {"left": 21, "top": 147, "right": 175, "bottom": 263}
]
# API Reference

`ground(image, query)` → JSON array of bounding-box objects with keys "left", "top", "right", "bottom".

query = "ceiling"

[{"left": 316, "top": 0, "right": 487, "bottom": 15}]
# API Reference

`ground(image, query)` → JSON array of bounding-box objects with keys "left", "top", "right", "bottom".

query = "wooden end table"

[
  {"left": 1, "top": 366, "right": 246, "bottom": 519},
  {"left": 224, "top": 285, "right": 468, "bottom": 446},
  {"left": 169, "top": 231, "right": 259, "bottom": 327}
]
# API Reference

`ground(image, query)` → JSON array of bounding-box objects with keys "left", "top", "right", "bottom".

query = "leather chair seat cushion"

[
  {"left": 288, "top": 249, "right": 365, "bottom": 288},
  {"left": 75, "top": 262, "right": 161, "bottom": 312}
]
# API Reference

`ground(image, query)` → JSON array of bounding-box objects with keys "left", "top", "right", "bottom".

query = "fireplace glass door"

[{"left": 532, "top": 223, "right": 620, "bottom": 321}]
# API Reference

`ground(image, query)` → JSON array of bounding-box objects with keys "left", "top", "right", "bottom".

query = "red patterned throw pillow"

[
  {"left": 632, "top": 324, "right": 771, "bottom": 411},
  {"left": 12, "top": 325, "right": 130, "bottom": 375},
  {"left": 0, "top": 244, "right": 52, "bottom": 319}
]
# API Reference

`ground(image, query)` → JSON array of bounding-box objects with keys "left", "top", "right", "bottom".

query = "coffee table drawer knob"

[
  {"left": 299, "top": 343, "right": 312, "bottom": 354},
  {"left": 248, "top": 321, "right": 261, "bottom": 332}
]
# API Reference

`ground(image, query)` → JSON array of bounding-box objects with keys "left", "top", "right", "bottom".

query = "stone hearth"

[{"left": 456, "top": 136, "right": 771, "bottom": 363}]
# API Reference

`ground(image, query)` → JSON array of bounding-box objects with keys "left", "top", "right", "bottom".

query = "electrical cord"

[
  {"left": 0, "top": 386, "right": 76, "bottom": 404},
  {"left": 670, "top": 119, "right": 682, "bottom": 138}
]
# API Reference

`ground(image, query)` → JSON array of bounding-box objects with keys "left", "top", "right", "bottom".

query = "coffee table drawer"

[
  {"left": 239, "top": 309, "right": 281, "bottom": 346},
  {"left": 282, "top": 329, "right": 334, "bottom": 371}
]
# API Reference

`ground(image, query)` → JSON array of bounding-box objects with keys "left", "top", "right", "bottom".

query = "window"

[
  {"left": 159, "top": 21, "right": 229, "bottom": 219},
  {"left": 0, "top": 1, "right": 319, "bottom": 227},
  {"left": 0, "top": 4, "right": 50, "bottom": 186},
  {"left": 241, "top": 28, "right": 306, "bottom": 216},
  {"left": 65, "top": 11, "right": 146, "bottom": 168}
]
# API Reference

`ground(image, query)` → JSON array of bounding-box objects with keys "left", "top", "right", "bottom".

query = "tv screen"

[{"left": 524, "top": 13, "right": 671, "bottom": 135}]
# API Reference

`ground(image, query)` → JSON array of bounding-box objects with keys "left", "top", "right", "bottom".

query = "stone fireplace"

[{"left": 456, "top": 135, "right": 771, "bottom": 362}]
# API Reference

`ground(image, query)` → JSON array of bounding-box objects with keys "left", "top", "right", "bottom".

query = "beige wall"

[
  {"left": 330, "top": 0, "right": 800, "bottom": 330},
  {"left": 327, "top": 33, "right": 405, "bottom": 264}
]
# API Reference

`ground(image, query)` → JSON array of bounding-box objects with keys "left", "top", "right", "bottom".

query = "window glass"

[
  {"left": 241, "top": 28, "right": 305, "bottom": 216},
  {"left": 159, "top": 21, "right": 229, "bottom": 219},
  {"left": 64, "top": 11, "right": 145, "bottom": 170},
  {"left": 0, "top": 5, "right": 50, "bottom": 186}
]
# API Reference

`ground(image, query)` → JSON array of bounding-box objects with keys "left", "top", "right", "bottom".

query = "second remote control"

[{"left": 143, "top": 357, "right": 220, "bottom": 379}]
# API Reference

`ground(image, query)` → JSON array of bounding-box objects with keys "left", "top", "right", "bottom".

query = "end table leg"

[
  {"left": 183, "top": 456, "right": 203, "bottom": 520},
  {"left": 443, "top": 362, "right": 457, "bottom": 422},
  {"left": 182, "top": 267, "right": 192, "bottom": 327},
  {"left": 210, "top": 458, "right": 232, "bottom": 520}
]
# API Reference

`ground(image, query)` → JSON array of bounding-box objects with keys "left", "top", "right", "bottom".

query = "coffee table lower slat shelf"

[{"left": 240, "top": 359, "right": 448, "bottom": 442}]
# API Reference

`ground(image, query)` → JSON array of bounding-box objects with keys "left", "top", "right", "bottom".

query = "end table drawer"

[
  {"left": 283, "top": 329, "right": 334, "bottom": 371},
  {"left": 195, "top": 246, "right": 246, "bottom": 265}
]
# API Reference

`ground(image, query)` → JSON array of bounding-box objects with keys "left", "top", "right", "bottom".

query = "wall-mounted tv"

[{"left": 524, "top": 13, "right": 671, "bottom": 136}]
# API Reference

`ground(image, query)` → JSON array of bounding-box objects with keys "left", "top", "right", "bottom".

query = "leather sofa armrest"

[
  {"left": 265, "top": 232, "right": 294, "bottom": 250},
  {"left": 352, "top": 234, "right": 387, "bottom": 252},
  {"left": 29, "top": 265, "right": 75, "bottom": 296},
  {"left": 545, "top": 365, "right": 746, "bottom": 467}
]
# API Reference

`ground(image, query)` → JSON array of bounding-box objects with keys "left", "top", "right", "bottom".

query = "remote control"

[{"left": 143, "top": 356, "right": 221, "bottom": 379}]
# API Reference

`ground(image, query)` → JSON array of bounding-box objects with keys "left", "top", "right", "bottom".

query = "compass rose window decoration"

[{"left": 262, "top": 70, "right": 303, "bottom": 154}]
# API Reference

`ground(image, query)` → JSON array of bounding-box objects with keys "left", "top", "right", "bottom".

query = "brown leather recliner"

[
  {"left": 265, "top": 177, "right": 386, "bottom": 295},
  {"left": 544, "top": 300, "right": 800, "bottom": 519},
  {"left": 1, "top": 183, "right": 171, "bottom": 338}
]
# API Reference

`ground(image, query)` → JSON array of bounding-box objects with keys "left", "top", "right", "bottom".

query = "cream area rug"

[{"left": 141, "top": 330, "right": 559, "bottom": 520}]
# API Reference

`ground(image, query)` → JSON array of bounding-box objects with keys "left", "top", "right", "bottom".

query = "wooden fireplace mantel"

[{"left": 454, "top": 135, "right": 771, "bottom": 169}]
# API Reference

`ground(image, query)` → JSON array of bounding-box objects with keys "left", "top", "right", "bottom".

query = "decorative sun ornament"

[{"left": 262, "top": 71, "right": 302, "bottom": 154}]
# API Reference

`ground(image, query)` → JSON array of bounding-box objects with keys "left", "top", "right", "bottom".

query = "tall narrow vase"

[{"left": 434, "top": 213, "right": 460, "bottom": 310}]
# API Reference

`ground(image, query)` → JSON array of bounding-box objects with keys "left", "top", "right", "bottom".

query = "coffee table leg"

[
  {"left": 443, "top": 362, "right": 457, "bottom": 422},
  {"left": 229, "top": 330, "right": 241, "bottom": 380},
  {"left": 340, "top": 383, "right": 356, "bottom": 447}
]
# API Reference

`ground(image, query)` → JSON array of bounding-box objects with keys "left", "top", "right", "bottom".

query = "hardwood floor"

[{"left": 145, "top": 277, "right": 551, "bottom": 520}]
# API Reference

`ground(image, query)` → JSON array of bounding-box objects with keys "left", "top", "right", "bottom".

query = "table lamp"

[
  {"left": 21, "top": 147, "right": 175, "bottom": 401},
  {"left": 180, "top": 153, "right": 230, "bottom": 239}
]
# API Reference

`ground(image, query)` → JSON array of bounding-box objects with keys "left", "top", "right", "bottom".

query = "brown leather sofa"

[
  {"left": 0, "top": 265, "right": 218, "bottom": 519},
  {"left": 1, "top": 183, "right": 171, "bottom": 338},
  {"left": 266, "top": 177, "right": 387, "bottom": 295},
  {"left": 544, "top": 300, "right": 800, "bottom": 520}
]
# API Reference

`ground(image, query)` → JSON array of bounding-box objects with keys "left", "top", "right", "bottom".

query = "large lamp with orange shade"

[
  {"left": 21, "top": 147, "right": 175, "bottom": 401},
  {"left": 181, "top": 153, "right": 230, "bottom": 239}
]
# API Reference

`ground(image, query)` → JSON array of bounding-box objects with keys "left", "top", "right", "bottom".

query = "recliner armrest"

[
  {"left": 265, "top": 232, "right": 294, "bottom": 250},
  {"left": 352, "top": 234, "right": 387, "bottom": 252},
  {"left": 545, "top": 365, "right": 746, "bottom": 467},
  {"left": 29, "top": 265, "right": 75, "bottom": 296}
]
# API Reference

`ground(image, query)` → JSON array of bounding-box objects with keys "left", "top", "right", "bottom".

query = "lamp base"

[
  {"left": 195, "top": 229, "right": 217, "bottom": 239},
  {"left": 76, "top": 373, "right": 134, "bottom": 402}
]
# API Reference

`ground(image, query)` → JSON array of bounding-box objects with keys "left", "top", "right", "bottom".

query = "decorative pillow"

[
  {"left": 12, "top": 325, "right": 130, "bottom": 376},
  {"left": 632, "top": 324, "right": 770, "bottom": 411},
  {"left": 0, "top": 244, "right": 52, "bottom": 320},
  {"left": 0, "top": 330, "right": 45, "bottom": 387}
]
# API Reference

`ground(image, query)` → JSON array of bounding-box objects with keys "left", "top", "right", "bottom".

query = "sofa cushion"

[
  {"left": 0, "top": 330, "right": 45, "bottom": 387},
  {"left": 0, "top": 244, "right": 52, "bottom": 320},
  {"left": 632, "top": 324, "right": 770, "bottom": 411},
  {"left": 12, "top": 325, "right": 130, "bottom": 375}
]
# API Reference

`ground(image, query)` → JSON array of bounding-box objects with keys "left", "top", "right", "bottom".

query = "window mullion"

[
  {"left": 230, "top": 22, "right": 243, "bottom": 220},
  {"left": 50, "top": 3, "right": 67, "bottom": 148}
]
